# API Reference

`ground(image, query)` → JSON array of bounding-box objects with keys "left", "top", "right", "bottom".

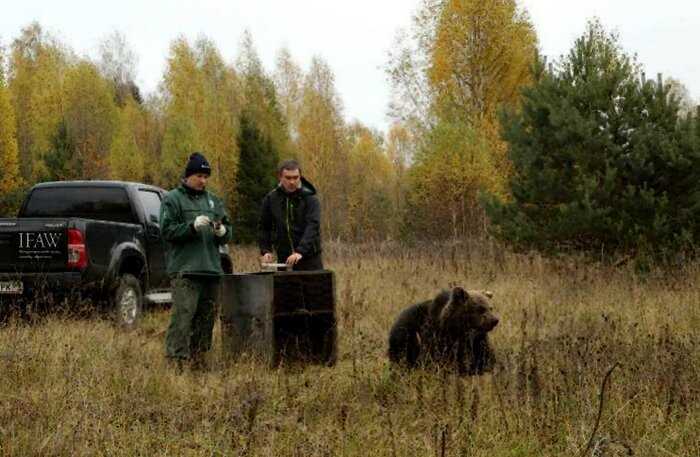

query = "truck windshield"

[{"left": 22, "top": 187, "right": 136, "bottom": 223}]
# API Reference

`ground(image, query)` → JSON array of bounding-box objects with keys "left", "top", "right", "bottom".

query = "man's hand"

[
  {"left": 193, "top": 215, "right": 211, "bottom": 232},
  {"left": 260, "top": 252, "right": 273, "bottom": 264},
  {"left": 286, "top": 252, "right": 303, "bottom": 266},
  {"left": 213, "top": 222, "right": 226, "bottom": 237}
]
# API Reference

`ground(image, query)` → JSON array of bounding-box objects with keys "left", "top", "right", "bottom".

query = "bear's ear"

[
  {"left": 451, "top": 286, "right": 469, "bottom": 305},
  {"left": 483, "top": 290, "right": 494, "bottom": 299}
]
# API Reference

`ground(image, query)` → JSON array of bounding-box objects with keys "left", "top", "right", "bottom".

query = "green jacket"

[{"left": 159, "top": 183, "right": 232, "bottom": 276}]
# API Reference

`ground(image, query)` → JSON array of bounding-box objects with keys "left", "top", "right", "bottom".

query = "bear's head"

[{"left": 439, "top": 286, "right": 499, "bottom": 332}]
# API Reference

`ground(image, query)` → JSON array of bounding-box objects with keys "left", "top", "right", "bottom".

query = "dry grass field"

[{"left": 1, "top": 240, "right": 699, "bottom": 456}]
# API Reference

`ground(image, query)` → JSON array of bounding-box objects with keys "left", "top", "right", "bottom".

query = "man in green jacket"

[{"left": 159, "top": 152, "right": 232, "bottom": 368}]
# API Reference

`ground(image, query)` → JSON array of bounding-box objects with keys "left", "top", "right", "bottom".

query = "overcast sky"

[{"left": 1, "top": 1, "right": 698, "bottom": 133}]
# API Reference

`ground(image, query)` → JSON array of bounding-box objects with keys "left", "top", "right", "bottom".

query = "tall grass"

[{"left": 1, "top": 240, "right": 698, "bottom": 456}]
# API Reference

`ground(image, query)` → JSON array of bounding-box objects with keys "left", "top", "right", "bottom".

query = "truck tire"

[{"left": 112, "top": 274, "right": 143, "bottom": 328}]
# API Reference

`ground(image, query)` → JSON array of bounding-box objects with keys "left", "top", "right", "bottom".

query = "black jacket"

[{"left": 258, "top": 177, "right": 322, "bottom": 260}]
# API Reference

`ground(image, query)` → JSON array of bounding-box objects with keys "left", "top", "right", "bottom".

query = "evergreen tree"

[
  {"left": 44, "top": 120, "right": 73, "bottom": 181},
  {"left": 233, "top": 34, "right": 288, "bottom": 243},
  {"left": 485, "top": 19, "right": 700, "bottom": 260},
  {"left": 233, "top": 113, "right": 279, "bottom": 243}
]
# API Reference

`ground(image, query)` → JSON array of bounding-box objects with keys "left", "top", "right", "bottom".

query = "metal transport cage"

[{"left": 219, "top": 270, "right": 336, "bottom": 367}]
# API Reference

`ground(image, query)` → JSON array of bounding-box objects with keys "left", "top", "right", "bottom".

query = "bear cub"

[{"left": 388, "top": 287, "right": 499, "bottom": 375}]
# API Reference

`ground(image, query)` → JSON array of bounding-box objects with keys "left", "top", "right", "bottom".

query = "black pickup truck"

[{"left": 0, "top": 181, "right": 233, "bottom": 325}]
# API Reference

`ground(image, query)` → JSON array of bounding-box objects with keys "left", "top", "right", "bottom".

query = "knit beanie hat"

[{"left": 184, "top": 152, "right": 211, "bottom": 177}]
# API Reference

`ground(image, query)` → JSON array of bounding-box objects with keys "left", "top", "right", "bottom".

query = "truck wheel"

[{"left": 113, "top": 274, "right": 143, "bottom": 328}]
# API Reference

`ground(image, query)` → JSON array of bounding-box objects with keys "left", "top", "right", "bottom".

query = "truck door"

[{"left": 137, "top": 189, "right": 168, "bottom": 289}]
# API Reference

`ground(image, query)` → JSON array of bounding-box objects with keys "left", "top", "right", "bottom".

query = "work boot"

[
  {"left": 167, "top": 357, "right": 185, "bottom": 374},
  {"left": 190, "top": 352, "right": 210, "bottom": 372}
]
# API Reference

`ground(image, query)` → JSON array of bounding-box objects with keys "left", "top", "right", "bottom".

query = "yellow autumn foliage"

[
  {"left": 9, "top": 23, "right": 67, "bottom": 182},
  {"left": 160, "top": 37, "right": 240, "bottom": 208},
  {"left": 109, "top": 98, "right": 145, "bottom": 182},
  {"left": 63, "top": 61, "right": 118, "bottom": 179},
  {"left": 296, "top": 57, "right": 349, "bottom": 238},
  {"left": 346, "top": 124, "right": 396, "bottom": 240},
  {"left": 429, "top": 0, "right": 537, "bottom": 129},
  {"left": 0, "top": 78, "right": 22, "bottom": 198}
]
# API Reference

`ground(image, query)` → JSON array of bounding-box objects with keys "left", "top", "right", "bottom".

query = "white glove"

[
  {"left": 193, "top": 215, "right": 211, "bottom": 232},
  {"left": 214, "top": 223, "right": 227, "bottom": 237}
]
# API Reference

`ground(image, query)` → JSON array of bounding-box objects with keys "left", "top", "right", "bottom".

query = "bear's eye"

[{"left": 476, "top": 305, "right": 487, "bottom": 313}]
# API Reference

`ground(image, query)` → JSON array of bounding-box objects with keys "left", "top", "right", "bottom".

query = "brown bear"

[{"left": 388, "top": 287, "right": 499, "bottom": 375}]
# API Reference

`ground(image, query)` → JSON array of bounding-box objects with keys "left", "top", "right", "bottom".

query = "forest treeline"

[{"left": 1, "top": 0, "right": 699, "bottom": 261}]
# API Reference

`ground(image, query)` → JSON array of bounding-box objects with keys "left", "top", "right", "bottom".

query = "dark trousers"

[{"left": 165, "top": 275, "right": 221, "bottom": 359}]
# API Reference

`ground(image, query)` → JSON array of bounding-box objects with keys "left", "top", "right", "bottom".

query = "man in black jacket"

[{"left": 259, "top": 160, "right": 323, "bottom": 270}]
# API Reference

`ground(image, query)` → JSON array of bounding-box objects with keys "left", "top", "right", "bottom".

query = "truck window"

[
  {"left": 22, "top": 187, "right": 136, "bottom": 223},
  {"left": 138, "top": 190, "right": 162, "bottom": 224}
]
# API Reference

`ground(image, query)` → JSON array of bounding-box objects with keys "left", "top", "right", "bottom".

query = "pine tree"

[
  {"left": 233, "top": 113, "right": 279, "bottom": 243},
  {"left": 44, "top": 120, "right": 72, "bottom": 181},
  {"left": 485, "top": 19, "right": 700, "bottom": 260},
  {"left": 233, "top": 34, "right": 288, "bottom": 243}
]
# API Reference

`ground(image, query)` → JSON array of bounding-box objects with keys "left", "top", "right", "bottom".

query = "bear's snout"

[{"left": 484, "top": 315, "right": 499, "bottom": 331}]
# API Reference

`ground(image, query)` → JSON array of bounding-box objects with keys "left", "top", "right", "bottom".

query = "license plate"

[{"left": 0, "top": 280, "right": 23, "bottom": 295}]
